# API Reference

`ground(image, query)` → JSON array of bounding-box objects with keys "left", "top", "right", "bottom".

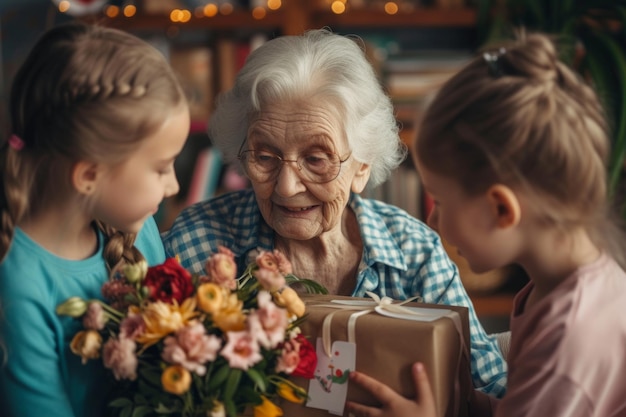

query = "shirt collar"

[{"left": 349, "top": 193, "right": 407, "bottom": 271}]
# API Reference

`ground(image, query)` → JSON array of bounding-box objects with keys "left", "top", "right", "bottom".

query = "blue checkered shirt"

[{"left": 162, "top": 189, "right": 507, "bottom": 397}]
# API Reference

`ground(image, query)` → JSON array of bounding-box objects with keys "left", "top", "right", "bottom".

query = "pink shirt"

[{"left": 493, "top": 255, "right": 626, "bottom": 417}]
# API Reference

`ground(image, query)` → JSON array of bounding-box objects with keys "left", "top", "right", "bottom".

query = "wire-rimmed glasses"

[{"left": 237, "top": 148, "right": 351, "bottom": 183}]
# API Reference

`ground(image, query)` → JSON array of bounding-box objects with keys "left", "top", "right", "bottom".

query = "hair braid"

[
  {"left": 0, "top": 147, "right": 35, "bottom": 262},
  {"left": 95, "top": 220, "right": 145, "bottom": 273}
]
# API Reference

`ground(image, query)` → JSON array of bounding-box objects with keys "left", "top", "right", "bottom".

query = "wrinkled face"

[
  {"left": 416, "top": 161, "right": 502, "bottom": 274},
  {"left": 93, "top": 106, "right": 190, "bottom": 233},
  {"left": 244, "top": 100, "right": 370, "bottom": 241}
]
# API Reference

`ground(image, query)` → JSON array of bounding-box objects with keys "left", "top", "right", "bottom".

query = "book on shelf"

[
  {"left": 169, "top": 45, "right": 214, "bottom": 123},
  {"left": 186, "top": 147, "right": 223, "bottom": 206},
  {"left": 383, "top": 50, "right": 471, "bottom": 99}
]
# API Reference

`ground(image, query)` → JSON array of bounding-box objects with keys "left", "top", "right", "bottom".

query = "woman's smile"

[{"left": 276, "top": 204, "right": 319, "bottom": 214}]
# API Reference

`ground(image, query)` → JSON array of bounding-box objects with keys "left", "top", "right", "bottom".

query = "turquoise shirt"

[{"left": 0, "top": 217, "right": 165, "bottom": 417}]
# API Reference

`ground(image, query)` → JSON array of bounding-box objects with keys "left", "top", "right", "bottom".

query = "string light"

[
  {"left": 57, "top": 0, "right": 70, "bottom": 13},
  {"left": 267, "top": 0, "right": 282, "bottom": 10},
  {"left": 203, "top": 3, "right": 219, "bottom": 17},
  {"left": 219, "top": 2, "right": 234, "bottom": 15},
  {"left": 331, "top": 0, "right": 347, "bottom": 14},
  {"left": 123, "top": 3, "right": 136, "bottom": 17},
  {"left": 384, "top": 1, "right": 399, "bottom": 14},
  {"left": 105, "top": 5, "right": 119, "bottom": 18},
  {"left": 252, "top": 7, "right": 267, "bottom": 19}
]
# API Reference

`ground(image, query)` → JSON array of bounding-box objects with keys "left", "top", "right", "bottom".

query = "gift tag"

[{"left": 306, "top": 338, "right": 356, "bottom": 415}]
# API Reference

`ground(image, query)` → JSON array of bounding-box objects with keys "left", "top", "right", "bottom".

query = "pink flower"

[
  {"left": 205, "top": 246, "right": 238, "bottom": 290},
  {"left": 248, "top": 291, "right": 288, "bottom": 348},
  {"left": 220, "top": 330, "right": 263, "bottom": 370},
  {"left": 256, "top": 250, "right": 292, "bottom": 275},
  {"left": 161, "top": 322, "right": 222, "bottom": 376},
  {"left": 102, "top": 337, "right": 138, "bottom": 381},
  {"left": 82, "top": 302, "right": 106, "bottom": 330},
  {"left": 275, "top": 347, "right": 300, "bottom": 374},
  {"left": 119, "top": 308, "right": 146, "bottom": 340},
  {"left": 275, "top": 334, "right": 317, "bottom": 378}
]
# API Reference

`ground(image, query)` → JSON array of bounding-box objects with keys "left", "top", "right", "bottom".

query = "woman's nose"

[{"left": 273, "top": 161, "right": 307, "bottom": 197}]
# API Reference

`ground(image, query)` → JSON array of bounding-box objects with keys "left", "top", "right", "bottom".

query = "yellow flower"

[
  {"left": 213, "top": 293, "right": 246, "bottom": 332},
  {"left": 56, "top": 297, "right": 88, "bottom": 318},
  {"left": 161, "top": 365, "right": 191, "bottom": 395},
  {"left": 70, "top": 329, "right": 102, "bottom": 364},
  {"left": 254, "top": 396, "right": 283, "bottom": 417},
  {"left": 136, "top": 298, "right": 197, "bottom": 347},
  {"left": 208, "top": 400, "right": 226, "bottom": 417},
  {"left": 276, "top": 381, "right": 306, "bottom": 404},
  {"left": 122, "top": 260, "right": 148, "bottom": 284},
  {"left": 196, "top": 283, "right": 225, "bottom": 314},
  {"left": 272, "top": 287, "right": 305, "bottom": 318}
]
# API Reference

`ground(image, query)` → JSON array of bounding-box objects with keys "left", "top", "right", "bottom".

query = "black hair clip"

[{"left": 483, "top": 47, "right": 507, "bottom": 78}]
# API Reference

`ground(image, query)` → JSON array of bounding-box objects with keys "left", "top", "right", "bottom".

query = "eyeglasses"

[{"left": 237, "top": 149, "right": 351, "bottom": 184}]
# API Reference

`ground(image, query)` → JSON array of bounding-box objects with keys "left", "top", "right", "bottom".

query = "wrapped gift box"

[{"left": 281, "top": 294, "right": 471, "bottom": 417}]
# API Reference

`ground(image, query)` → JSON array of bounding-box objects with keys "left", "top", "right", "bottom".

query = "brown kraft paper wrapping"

[{"left": 281, "top": 294, "right": 471, "bottom": 417}]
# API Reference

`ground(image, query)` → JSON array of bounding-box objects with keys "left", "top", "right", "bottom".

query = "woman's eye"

[
  {"left": 257, "top": 153, "right": 276, "bottom": 162},
  {"left": 303, "top": 153, "right": 330, "bottom": 166}
]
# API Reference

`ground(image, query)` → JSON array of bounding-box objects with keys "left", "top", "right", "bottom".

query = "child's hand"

[{"left": 346, "top": 362, "right": 437, "bottom": 417}]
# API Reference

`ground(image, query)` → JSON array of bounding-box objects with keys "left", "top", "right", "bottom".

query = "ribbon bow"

[{"left": 319, "top": 292, "right": 424, "bottom": 357}]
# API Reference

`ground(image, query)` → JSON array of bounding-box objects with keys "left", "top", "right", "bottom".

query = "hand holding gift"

[{"left": 346, "top": 362, "right": 437, "bottom": 417}]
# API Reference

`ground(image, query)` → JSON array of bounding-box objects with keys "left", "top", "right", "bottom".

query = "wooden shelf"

[
  {"left": 311, "top": 8, "right": 477, "bottom": 29},
  {"left": 97, "top": 6, "right": 477, "bottom": 35},
  {"left": 103, "top": 10, "right": 287, "bottom": 32}
]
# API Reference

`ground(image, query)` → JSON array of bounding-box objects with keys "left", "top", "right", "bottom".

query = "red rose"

[
  {"left": 143, "top": 258, "right": 194, "bottom": 304},
  {"left": 292, "top": 334, "right": 317, "bottom": 379}
]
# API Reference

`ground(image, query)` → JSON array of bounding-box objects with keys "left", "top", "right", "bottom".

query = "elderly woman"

[{"left": 162, "top": 29, "right": 507, "bottom": 396}]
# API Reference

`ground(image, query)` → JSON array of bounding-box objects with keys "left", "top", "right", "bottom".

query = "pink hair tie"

[{"left": 8, "top": 134, "right": 25, "bottom": 151}]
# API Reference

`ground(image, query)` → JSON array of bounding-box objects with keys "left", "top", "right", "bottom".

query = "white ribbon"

[{"left": 318, "top": 292, "right": 430, "bottom": 357}]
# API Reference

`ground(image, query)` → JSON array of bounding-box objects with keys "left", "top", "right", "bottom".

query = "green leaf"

[
  {"left": 139, "top": 366, "right": 163, "bottom": 387},
  {"left": 154, "top": 402, "right": 182, "bottom": 414},
  {"left": 224, "top": 398, "right": 237, "bottom": 417},
  {"left": 207, "top": 363, "right": 231, "bottom": 392},
  {"left": 131, "top": 405, "right": 153, "bottom": 417},
  {"left": 285, "top": 275, "right": 329, "bottom": 294},
  {"left": 133, "top": 394, "right": 147, "bottom": 405},
  {"left": 246, "top": 368, "right": 267, "bottom": 392},
  {"left": 109, "top": 398, "right": 133, "bottom": 408},
  {"left": 223, "top": 369, "right": 242, "bottom": 402},
  {"left": 120, "top": 405, "right": 133, "bottom": 417}
]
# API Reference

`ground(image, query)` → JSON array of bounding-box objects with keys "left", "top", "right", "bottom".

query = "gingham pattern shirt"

[{"left": 162, "top": 189, "right": 508, "bottom": 397}]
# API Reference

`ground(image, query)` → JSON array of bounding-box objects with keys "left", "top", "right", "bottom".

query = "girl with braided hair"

[
  {"left": 347, "top": 32, "right": 626, "bottom": 417},
  {"left": 0, "top": 22, "right": 189, "bottom": 417}
]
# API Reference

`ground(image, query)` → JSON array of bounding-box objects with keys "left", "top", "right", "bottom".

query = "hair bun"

[{"left": 505, "top": 33, "right": 560, "bottom": 83}]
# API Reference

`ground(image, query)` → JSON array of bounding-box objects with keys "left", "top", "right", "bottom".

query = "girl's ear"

[
  {"left": 72, "top": 161, "right": 100, "bottom": 195},
  {"left": 351, "top": 162, "right": 371, "bottom": 193},
  {"left": 486, "top": 184, "right": 521, "bottom": 229}
]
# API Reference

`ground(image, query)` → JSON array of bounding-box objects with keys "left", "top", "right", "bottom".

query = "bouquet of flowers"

[{"left": 56, "top": 247, "right": 327, "bottom": 417}]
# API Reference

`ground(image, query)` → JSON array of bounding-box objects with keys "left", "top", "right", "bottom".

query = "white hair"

[{"left": 208, "top": 28, "right": 406, "bottom": 186}]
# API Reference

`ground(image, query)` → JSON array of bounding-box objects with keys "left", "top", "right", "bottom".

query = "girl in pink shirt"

[{"left": 347, "top": 31, "right": 626, "bottom": 417}]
